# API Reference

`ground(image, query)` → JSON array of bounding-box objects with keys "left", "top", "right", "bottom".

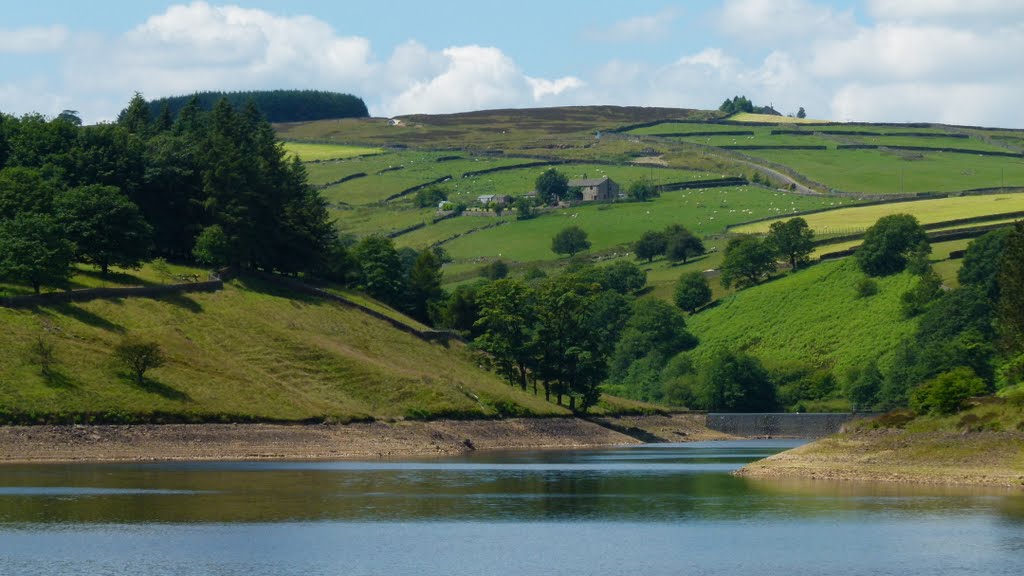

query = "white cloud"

[
  {"left": 593, "top": 9, "right": 679, "bottom": 43},
  {"left": 867, "top": 0, "right": 1024, "bottom": 21},
  {"left": 718, "top": 0, "right": 854, "bottom": 44},
  {"left": 831, "top": 83, "right": 1019, "bottom": 126},
  {"left": 0, "top": 26, "right": 68, "bottom": 53},
  {"left": 812, "top": 24, "right": 1024, "bottom": 81},
  {"left": 380, "top": 45, "right": 583, "bottom": 116}
]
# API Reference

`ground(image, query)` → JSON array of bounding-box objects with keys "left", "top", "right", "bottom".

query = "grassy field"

[
  {"left": 440, "top": 186, "right": 846, "bottom": 263},
  {"left": 395, "top": 214, "right": 514, "bottom": 249},
  {"left": 0, "top": 261, "right": 210, "bottom": 297},
  {"left": 331, "top": 205, "right": 437, "bottom": 237},
  {"left": 0, "top": 278, "right": 566, "bottom": 422},
  {"left": 686, "top": 258, "right": 920, "bottom": 375},
  {"left": 729, "top": 113, "right": 822, "bottom": 123},
  {"left": 749, "top": 149, "right": 1024, "bottom": 194},
  {"left": 733, "top": 193, "right": 1024, "bottom": 235},
  {"left": 282, "top": 142, "right": 384, "bottom": 162}
]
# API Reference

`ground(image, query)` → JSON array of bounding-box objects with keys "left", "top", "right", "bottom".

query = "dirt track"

[{"left": 0, "top": 414, "right": 728, "bottom": 464}]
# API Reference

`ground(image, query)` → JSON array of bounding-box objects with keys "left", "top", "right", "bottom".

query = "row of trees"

[
  {"left": 0, "top": 93, "right": 339, "bottom": 292},
  {"left": 147, "top": 90, "right": 368, "bottom": 124},
  {"left": 467, "top": 261, "right": 694, "bottom": 412}
]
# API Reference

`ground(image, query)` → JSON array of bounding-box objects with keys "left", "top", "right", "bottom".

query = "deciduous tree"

[
  {"left": 719, "top": 235, "right": 776, "bottom": 288},
  {"left": 535, "top": 168, "right": 568, "bottom": 205},
  {"left": 55, "top": 185, "right": 152, "bottom": 275},
  {"left": 0, "top": 214, "right": 74, "bottom": 294},
  {"left": 765, "top": 217, "right": 814, "bottom": 271},
  {"left": 552, "top": 225, "right": 591, "bottom": 257},
  {"left": 674, "top": 271, "right": 712, "bottom": 313},
  {"left": 856, "top": 214, "right": 930, "bottom": 276}
]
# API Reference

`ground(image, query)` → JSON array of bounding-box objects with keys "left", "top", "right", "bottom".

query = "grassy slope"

[
  {"left": 686, "top": 259, "right": 919, "bottom": 374},
  {"left": 0, "top": 278, "right": 567, "bottom": 422},
  {"left": 739, "top": 400, "right": 1024, "bottom": 487}
]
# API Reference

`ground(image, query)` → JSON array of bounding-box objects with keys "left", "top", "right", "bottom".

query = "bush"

[
  {"left": 855, "top": 276, "right": 879, "bottom": 298},
  {"left": 113, "top": 339, "right": 166, "bottom": 384},
  {"left": 910, "top": 367, "right": 988, "bottom": 415}
]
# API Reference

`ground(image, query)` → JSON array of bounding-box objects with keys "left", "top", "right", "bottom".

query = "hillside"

[
  {"left": 686, "top": 259, "right": 919, "bottom": 375},
  {"left": 0, "top": 278, "right": 566, "bottom": 423}
]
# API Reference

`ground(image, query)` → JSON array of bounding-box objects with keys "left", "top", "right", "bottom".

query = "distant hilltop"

[{"left": 148, "top": 90, "right": 368, "bottom": 123}]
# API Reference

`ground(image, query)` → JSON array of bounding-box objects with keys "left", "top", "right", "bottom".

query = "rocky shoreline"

[{"left": 0, "top": 414, "right": 730, "bottom": 464}]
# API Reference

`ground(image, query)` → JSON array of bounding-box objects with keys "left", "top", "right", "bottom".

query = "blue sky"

[{"left": 3, "top": 0, "right": 1023, "bottom": 126}]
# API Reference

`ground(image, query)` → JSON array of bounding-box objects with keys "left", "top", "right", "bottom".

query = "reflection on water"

[{"left": 1, "top": 439, "right": 1022, "bottom": 576}]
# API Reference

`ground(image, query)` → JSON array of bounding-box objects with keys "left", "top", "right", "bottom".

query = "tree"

[
  {"left": 0, "top": 167, "right": 56, "bottom": 219},
  {"left": 796, "top": 107, "right": 807, "bottom": 119},
  {"left": 406, "top": 248, "right": 445, "bottom": 324},
  {"left": 352, "top": 235, "right": 404, "bottom": 306},
  {"left": 27, "top": 335, "right": 57, "bottom": 379},
  {"left": 439, "top": 282, "right": 484, "bottom": 338},
  {"left": 674, "top": 271, "right": 712, "bottom": 313},
  {"left": 414, "top": 185, "right": 448, "bottom": 208},
  {"left": 856, "top": 214, "right": 930, "bottom": 276},
  {"left": 958, "top": 228, "right": 1011, "bottom": 301},
  {"left": 765, "top": 217, "right": 814, "bottom": 271},
  {"left": 479, "top": 259, "right": 509, "bottom": 280},
  {"left": 899, "top": 270, "right": 943, "bottom": 318},
  {"left": 627, "top": 178, "right": 659, "bottom": 202},
  {"left": 55, "top": 185, "right": 153, "bottom": 275},
  {"left": 113, "top": 339, "right": 166, "bottom": 385},
  {"left": 535, "top": 168, "right": 568, "bottom": 204},
  {"left": 910, "top": 367, "right": 987, "bottom": 415},
  {"left": 719, "top": 235, "right": 776, "bottom": 289},
  {"left": 845, "top": 360, "right": 882, "bottom": 411},
  {"left": 580, "top": 260, "right": 646, "bottom": 294},
  {"left": 697, "top": 349, "right": 777, "bottom": 412},
  {"left": 610, "top": 298, "right": 698, "bottom": 384},
  {"left": 474, "top": 279, "right": 536, "bottom": 389},
  {"left": 998, "top": 221, "right": 1024, "bottom": 351},
  {"left": 0, "top": 214, "right": 74, "bottom": 294},
  {"left": 633, "top": 230, "right": 667, "bottom": 263},
  {"left": 117, "top": 92, "right": 152, "bottom": 135},
  {"left": 552, "top": 225, "right": 591, "bottom": 257},
  {"left": 192, "top": 225, "right": 232, "bottom": 267},
  {"left": 664, "top": 225, "right": 705, "bottom": 264},
  {"left": 514, "top": 197, "right": 534, "bottom": 220}
]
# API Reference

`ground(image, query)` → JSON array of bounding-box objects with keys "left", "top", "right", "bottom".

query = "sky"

[{"left": 2, "top": 0, "right": 1024, "bottom": 127}]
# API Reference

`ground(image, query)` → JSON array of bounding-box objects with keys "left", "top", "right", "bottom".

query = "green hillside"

[
  {"left": 0, "top": 279, "right": 566, "bottom": 423},
  {"left": 687, "top": 259, "right": 920, "bottom": 375}
]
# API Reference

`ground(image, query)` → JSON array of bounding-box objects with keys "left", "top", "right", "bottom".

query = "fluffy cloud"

[
  {"left": 831, "top": 83, "right": 1018, "bottom": 126},
  {"left": 0, "top": 26, "right": 68, "bottom": 53},
  {"left": 381, "top": 46, "right": 583, "bottom": 116}
]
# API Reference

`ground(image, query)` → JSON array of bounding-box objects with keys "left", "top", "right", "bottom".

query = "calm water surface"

[{"left": 1, "top": 439, "right": 1022, "bottom": 575}]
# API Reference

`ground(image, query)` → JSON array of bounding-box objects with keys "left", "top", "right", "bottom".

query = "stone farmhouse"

[{"left": 569, "top": 177, "right": 619, "bottom": 202}]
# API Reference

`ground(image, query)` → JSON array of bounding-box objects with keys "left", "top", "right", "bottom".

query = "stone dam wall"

[{"left": 706, "top": 413, "right": 865, "bottom": 438}]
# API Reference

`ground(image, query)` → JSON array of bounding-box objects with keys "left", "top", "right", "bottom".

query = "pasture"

[
  {"left": 441, "top": 186, "right": 844, "bottom": 263},
  {"left": 732, "top": 193, "right": 1024, "bottom": 235},
  {"left": 748, "top": 149, "right": 1024, "bottom": 194},
  {"left": 281, "top": 142, "right": 384, "bottom": 162}
]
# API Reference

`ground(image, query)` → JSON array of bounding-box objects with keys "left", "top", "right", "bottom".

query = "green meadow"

[{"left": 282, "top": 142, "right": 384, "bottom": 162}]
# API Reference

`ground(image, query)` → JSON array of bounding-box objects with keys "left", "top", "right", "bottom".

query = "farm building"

[
  {"left": 570, "top": 177, "right": 619, "bottom": 202},
  {"left": 477, "top": 194, "right": 510, "bottom": 206}
]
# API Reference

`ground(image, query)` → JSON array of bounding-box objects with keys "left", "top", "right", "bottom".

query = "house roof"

[{"left": 569, "top": 177, "right": 609, "bottom": 187}]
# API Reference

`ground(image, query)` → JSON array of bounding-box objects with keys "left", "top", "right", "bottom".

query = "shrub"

[
  {"left": 113, "top": 339, "right": 166, "bottom": 384},
  {"left": 910, "top": 367, "right": 988, "bottom": 415},
  {"left": 855, "top": 276, "right": 879, "bottom": 298}
]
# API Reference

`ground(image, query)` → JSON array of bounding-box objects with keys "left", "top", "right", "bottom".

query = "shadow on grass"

[
  {"left": 129, "top": 376, "right": 192, "bottom": 402},
  {"left": 42, "top": 369, "right": 77, "bottom": 390},
  {"left": 41, "top": 304, "right": 125, "bottom": 333},
  {"left": 74, "top": 268, "right": 155, "bottom": 288},
  {"left": 159, "top": 293, "right": 203, "bottom": 313}
]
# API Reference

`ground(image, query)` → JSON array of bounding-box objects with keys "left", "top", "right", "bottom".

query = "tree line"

[
  {"left": 147, "top": 90, "right": 368, "bottom": 124},
  {"left": 0, "top": 93, "right": 338, "bottom": 292}
]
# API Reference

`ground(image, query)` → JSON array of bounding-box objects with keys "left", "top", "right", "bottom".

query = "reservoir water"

[{"left": 1, "top": 439, "right": 1022, "bottom": 575}]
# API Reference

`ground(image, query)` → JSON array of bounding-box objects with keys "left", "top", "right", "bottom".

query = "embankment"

[
  {"left": 737, "top": 427, "right": 1024, "bottom": 488},
  {"left": 0, "top": 414, "right": 729, "bottom": 464}
]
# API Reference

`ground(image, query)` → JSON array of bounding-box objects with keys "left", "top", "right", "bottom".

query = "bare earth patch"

[{"left": 737, "top": 428, "right": 1024, "bottom": 489}]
